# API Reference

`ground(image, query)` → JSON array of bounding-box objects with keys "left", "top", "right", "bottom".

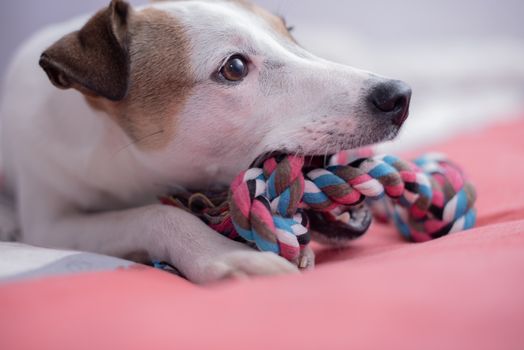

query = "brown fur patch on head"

[
  {"left": 230, "top": 0, "right": 295, "bottom": 42},
  {"left": 88, "top": 7, "right": 193, "bottom": 150}
]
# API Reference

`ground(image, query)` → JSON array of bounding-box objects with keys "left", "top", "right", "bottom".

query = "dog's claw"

[{"left": 296, "top": 246, "right": 315, "bottom": 270}]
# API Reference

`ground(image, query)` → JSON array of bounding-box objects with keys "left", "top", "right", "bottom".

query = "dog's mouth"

[
  {"left": 251, "top": 151, "right": 334, "bottom": 169},
  {"left": 247, "top": 122, "right": 406, "bottom": 242},
  {"left": 251, "top": 122, "right": 403, "bottom": 169}
]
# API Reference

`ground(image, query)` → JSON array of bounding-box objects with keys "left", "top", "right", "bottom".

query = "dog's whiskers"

[{"left": 323, "top": 140, "right": 330, "bottom": 166}]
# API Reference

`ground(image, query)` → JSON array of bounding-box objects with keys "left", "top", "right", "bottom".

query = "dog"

[{"left": 0, "top": 0, "right": 411, "bottom": 283}]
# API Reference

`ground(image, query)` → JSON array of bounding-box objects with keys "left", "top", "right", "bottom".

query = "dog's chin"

[{"left": 252, "top": 124, "right": 401, "bottom": 168}]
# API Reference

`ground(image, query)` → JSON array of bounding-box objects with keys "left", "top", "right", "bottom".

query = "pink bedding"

[{"left": 1, "top": 117, "right": 524, "bottom": 350}]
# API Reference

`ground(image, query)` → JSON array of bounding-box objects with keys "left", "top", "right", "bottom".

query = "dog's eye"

[{"left": 220, "top": 55, "right": 249, "bottom": 82}]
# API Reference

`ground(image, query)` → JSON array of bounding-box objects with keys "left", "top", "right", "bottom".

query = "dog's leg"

[{"left": 22, "top": 204, "right": 299, "bottom": 284}]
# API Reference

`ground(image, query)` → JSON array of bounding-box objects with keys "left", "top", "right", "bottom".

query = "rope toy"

[{"left": 161, "top": 150, "right": 477, "bottom": 266}]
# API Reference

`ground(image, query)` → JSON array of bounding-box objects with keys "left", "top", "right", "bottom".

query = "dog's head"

[{"left": 40, "top": 0, "right": 411, "bottom": 188}]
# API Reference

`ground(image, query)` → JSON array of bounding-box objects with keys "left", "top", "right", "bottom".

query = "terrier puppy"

[{"left": 0, "top": 0, "right": 410, "bottom": 283}]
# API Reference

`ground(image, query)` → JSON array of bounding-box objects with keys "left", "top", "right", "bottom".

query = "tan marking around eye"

[{"left": 87, "top": 7, "right": 193, "bottom": 151}]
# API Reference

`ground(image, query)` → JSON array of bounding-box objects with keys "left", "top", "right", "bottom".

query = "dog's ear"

[{"left": 39, "top": 0, "right": 131, "bottom": 101}]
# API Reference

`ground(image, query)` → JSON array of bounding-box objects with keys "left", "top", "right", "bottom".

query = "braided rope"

[{"left": 162, "top": 150, "right": 477, "bottom": 263}]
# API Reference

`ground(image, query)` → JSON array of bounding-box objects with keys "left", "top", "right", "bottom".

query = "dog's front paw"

[{"left": 195, "top": 250, "right": 299, "bottom": 284}]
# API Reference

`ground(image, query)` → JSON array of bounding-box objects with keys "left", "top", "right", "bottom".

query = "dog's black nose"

[{"left": 369, "top": 80, "right": 412, "bottom": 126}]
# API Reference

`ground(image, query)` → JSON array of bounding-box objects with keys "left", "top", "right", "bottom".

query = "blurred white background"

[{"left": 1, "top": 0, "right": 523, "bottom": 149}]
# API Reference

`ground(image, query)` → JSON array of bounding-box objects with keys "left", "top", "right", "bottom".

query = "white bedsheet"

[{"left": 0, "top": 242, "right": 134, "bottom": 282}]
